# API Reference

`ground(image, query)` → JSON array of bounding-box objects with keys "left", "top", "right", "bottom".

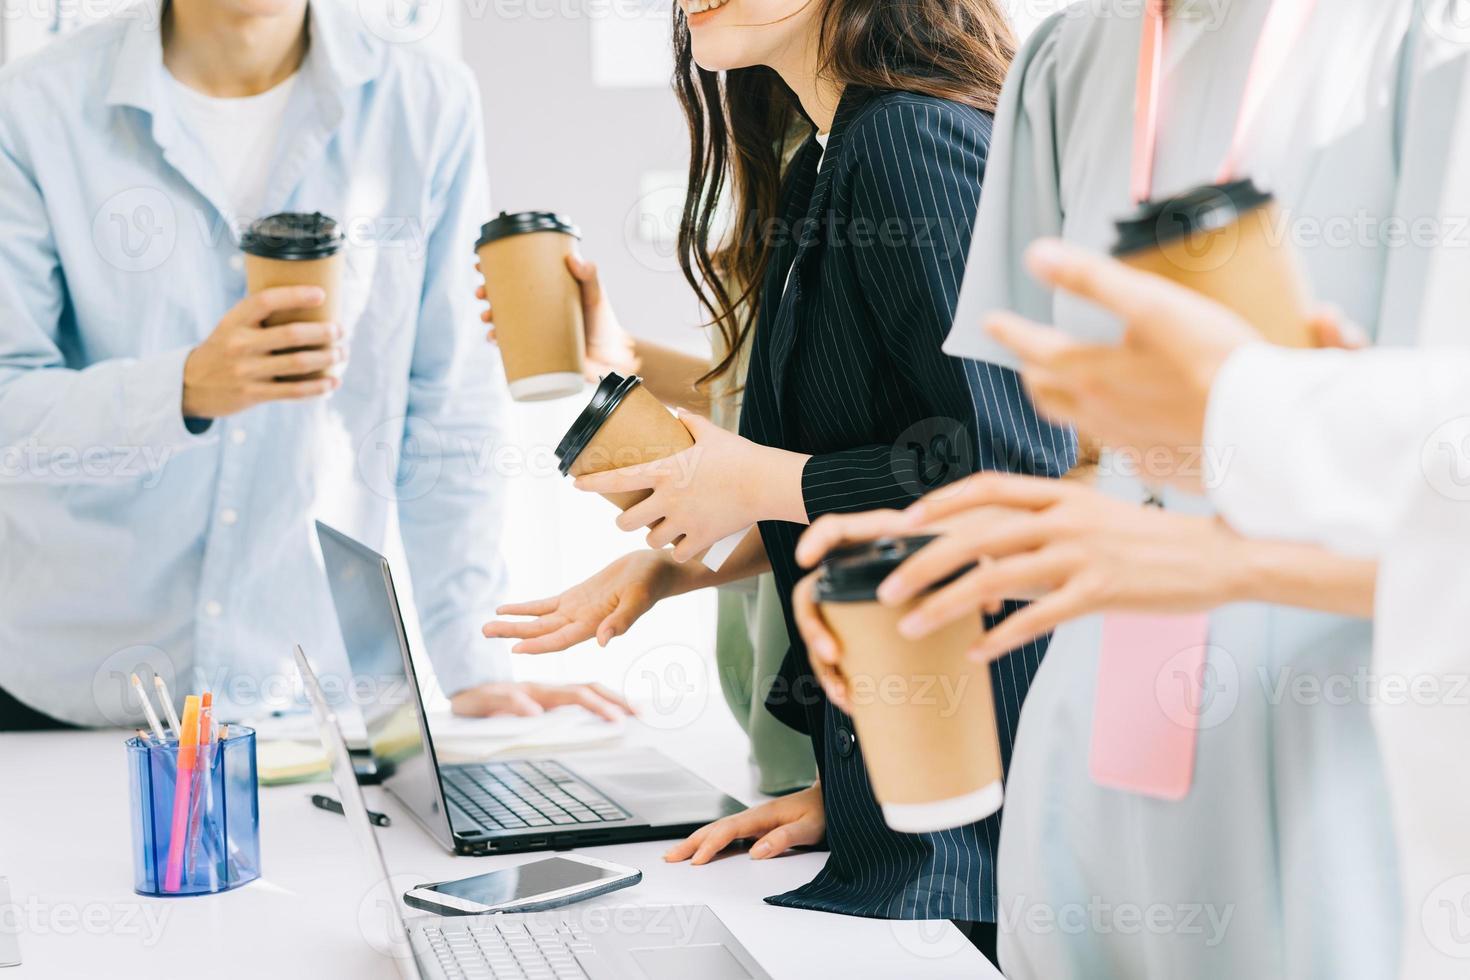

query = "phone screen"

[{"left": 431, "top": 858, "right": 622, "bottom": 906}]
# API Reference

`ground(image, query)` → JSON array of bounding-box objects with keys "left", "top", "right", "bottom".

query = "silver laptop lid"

[
  {"left": 294, "top": 645, "right": 424, "bottom": 980},
  {"left": 315, "top": 522, "right": 458, "bottom": 851}
]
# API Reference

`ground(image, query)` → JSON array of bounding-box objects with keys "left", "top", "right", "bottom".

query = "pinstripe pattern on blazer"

[{"left": 738, "top": 86, "right": 1077, "bottom": 922}]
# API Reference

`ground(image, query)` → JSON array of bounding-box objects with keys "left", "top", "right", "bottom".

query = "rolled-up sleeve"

[{"left": 394, "top": 67, "right": 514, "bottom": 695}]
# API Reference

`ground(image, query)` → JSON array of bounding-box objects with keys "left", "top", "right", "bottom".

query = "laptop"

[
  {"left": 293, "top": 646, "right": 773, "bottom": 980},
  {"left": 315, "top": 522, "right": 746, "bottom": 855}
]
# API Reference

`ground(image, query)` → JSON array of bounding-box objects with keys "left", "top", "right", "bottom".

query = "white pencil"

[
  {"left": 154, "top": 675, "right": 183, "bottom": 738},
  {"left": 131, "top": 673, "right": 167, "bottom": 741}
]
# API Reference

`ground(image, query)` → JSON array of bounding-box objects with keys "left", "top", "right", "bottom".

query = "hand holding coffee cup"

[
  {"left": 182, "top": 286, "right": 344, "bottom": 419},
  {"left": 478, "top": 252, "right": 638, "bottom": 381},
  {"left": 241, "top": 212, "right": 346, "bottom": 382},
  {"left": 555, "top": 373, "right": 753, "bottom": 570},
  {"left": 813, "top": 536, "right": 1005, "bottom": 834},
  {"left": 1111, "top": 179, "right": 1316, "bottom": 348},
  {"left": 475, "top": 211, "right": 589, "bottom": 401}
]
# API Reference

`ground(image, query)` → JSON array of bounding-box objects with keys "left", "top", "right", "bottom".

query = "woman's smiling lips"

[{"left": 682, "top": 0, "right": 730, "bottom": 26}]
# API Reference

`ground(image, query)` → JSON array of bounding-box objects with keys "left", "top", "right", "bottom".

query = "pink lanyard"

[{"left": 1129, "top": 0, "right": 1321, "bottom": 205}]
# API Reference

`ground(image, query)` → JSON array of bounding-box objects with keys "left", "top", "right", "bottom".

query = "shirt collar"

[{"left": 104, "top": 0, "right": 381, "bottom": 114}]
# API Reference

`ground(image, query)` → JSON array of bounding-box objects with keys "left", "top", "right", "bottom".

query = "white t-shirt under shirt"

[{"left": 166, "top": 72, "right": 298, "bottom": 223}]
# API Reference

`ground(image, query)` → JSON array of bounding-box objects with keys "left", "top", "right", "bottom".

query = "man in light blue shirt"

[{"left": 0, "top": 0, "right": 630, "bottom": 727}]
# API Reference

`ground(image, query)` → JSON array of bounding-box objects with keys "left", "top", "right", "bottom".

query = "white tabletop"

[{"left": 0, "top": 722, "right": 996, "bottom": 979}]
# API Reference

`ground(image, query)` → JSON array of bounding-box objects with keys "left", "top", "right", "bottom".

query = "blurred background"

[{"left": 0, "top": 0, "right": 1052, "bottom": 709}]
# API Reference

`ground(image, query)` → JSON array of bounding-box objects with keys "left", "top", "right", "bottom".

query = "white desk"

[{"left": 0, "top": 724, "right": 997, "bottom": 978}]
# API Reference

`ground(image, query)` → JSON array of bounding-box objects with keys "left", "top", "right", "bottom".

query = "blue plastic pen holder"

[{"left": 127, "top": 726, "right": 260, "bottom": 896}]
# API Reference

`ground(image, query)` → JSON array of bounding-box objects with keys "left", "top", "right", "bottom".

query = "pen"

[
  {"left": 131, "top": 674, "right": 166, "bottom": 741},
  {"left": 154, "top": 675, "right": 183, "bottom": 739},
  {"left": 311, "top": 793, "right": 391, "bottom": 827}
]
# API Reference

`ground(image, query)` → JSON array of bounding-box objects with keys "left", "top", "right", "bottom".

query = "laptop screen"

[{"left": 316, "top": 522, "right": 456, "bottom": 852}]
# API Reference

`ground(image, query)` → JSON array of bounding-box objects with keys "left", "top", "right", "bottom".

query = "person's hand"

[
  {"left": 482, "top": 550, "right": 682, "bottom": 653},
  {"left": 788, "top": 509, "right": 913, "bottom": 711},
  {"left": 572, "top": 412, "right": 810, "bottom": 562},
  {"left": 664, "top": 783, "right": 825, "bottom": 865},
  {"left": 182, "top": 286, "right": 344, "bottom": 418},
  {"left": 477, "top": 253, "right": 638, "bottom": 379},
  {"left": 449, "top": 682, "right": 635, "bottom": 722},
  {"left": 983, "top": 240, "right": 1265, "bottom": 489},
  {"left": 885, "top": 473, "right": 1249, "bottom": 661}
]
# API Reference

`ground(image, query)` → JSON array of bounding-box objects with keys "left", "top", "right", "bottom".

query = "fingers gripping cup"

[
  {"left": 240, "top": 212, "right": 345, "bottom": 381},
  {"left": 816, "top": 537, "right": 1004, "bottom": 834},
  {"left": 556, "top": 373, "right": 747, "bottom": 571},
  {"left": 475, "top": 211, "right": 587, "bottom": 401},
  {"left": 1111, "top": 179, "right": 1314, "bottom": 348}
]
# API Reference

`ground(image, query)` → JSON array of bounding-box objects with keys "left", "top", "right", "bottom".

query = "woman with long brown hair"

[{"left": 483, "top": 0, "right": 1072, "bottom": 961}]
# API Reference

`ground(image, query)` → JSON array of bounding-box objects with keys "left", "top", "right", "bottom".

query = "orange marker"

[{"left": 163, "top": 695, "right": 201, "bottom": 892}]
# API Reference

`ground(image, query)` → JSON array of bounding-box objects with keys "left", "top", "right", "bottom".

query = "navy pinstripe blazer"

[{"left": 739, "top": 87, "right": 1076, "bottom": 922}]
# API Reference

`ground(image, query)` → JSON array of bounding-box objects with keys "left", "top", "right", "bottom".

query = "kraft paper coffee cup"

[
  {"left": 476, "top": 211, "right": 587, "bottom": 402},
  {"left": 817, "top": 536, "right": 1004, "bottom": 834},
  {"left": 1111, "top": 179, "right": 1314, "bottom": 349},
  {"left": 556, "top": 373, "right": 747, "bottom": 571},
  {"left": 241, "top": 211, "right": 345, "bottom": 382}
]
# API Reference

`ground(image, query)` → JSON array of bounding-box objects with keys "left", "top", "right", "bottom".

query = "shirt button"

[
  {"left": 204, "top": 600, "right": 223, "bottom": 618},
  {"left": 228, "top": 254, "right": 245, "bottom": 272},
  {"left": 230, "top": 428, "right": 247, "bottom": 446},
  {"left": 834, "top": 726, "right": 856, "bottom": 758},
  {"left": 219, "top": 508, "right": 239, "bottom": 526}
]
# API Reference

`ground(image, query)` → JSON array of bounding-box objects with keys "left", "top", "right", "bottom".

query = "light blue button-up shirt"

[{"left": 0, "top": 1, "right": 514, "bottom": 725}]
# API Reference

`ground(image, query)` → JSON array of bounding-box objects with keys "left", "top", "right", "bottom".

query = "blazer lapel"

[{"left": 768, "top": 87, "right": 874, "bottom": 407}]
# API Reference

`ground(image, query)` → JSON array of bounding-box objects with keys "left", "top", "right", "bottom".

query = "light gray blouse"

[{"left": 944, "top": 1, "right": 1468, "bottom": 977}]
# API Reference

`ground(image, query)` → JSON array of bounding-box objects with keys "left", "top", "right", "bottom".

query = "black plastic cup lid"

[
  {"left": 1111, "top": 178, "right": 1273, "bottom": 257},
  {"left": 240, "top": 211, "right": 344, "bottom": 260},
  {"left": 816, "top": 535, "right": 975, "bottom": 603},
  {"left": 475, "top": 211, "right": 581, "bottom": 251},
  {"left": 555, "top": 372, "right": 642, "bottom": 476}
]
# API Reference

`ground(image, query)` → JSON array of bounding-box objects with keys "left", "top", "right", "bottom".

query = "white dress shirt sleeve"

[
  {"left": 394, "top": 66, "right": 514, "bottom": 696},
  {"left": 1205, "top": 343, "right": 1470, "bottom": 557}
]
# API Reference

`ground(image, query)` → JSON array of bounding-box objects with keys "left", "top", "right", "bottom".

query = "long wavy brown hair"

[{"left": 673, "top": 0, "right": 1016, "bottom": 385}]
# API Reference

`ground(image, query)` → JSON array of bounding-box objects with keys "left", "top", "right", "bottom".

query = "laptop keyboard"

[
  {"left": 443, "top": 760, "right": 629, "bottom": 832},
  {"left": 422, "top": 919, "right": 592, "bottom": 980}
]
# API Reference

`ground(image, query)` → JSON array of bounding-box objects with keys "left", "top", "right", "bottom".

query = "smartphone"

[{"left": 403, "top": 855, "right": 641, "bottom": 916}]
